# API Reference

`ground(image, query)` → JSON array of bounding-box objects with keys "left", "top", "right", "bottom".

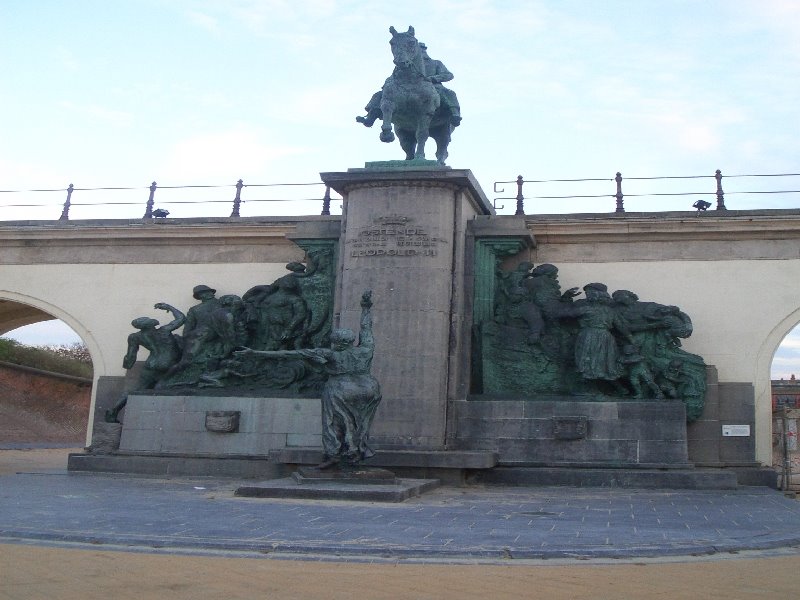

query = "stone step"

[
  {"left": 469, "top": 467, "right": 739, "bottom": 489},
  {"left": 272, "top": 448, "right": 498, "bottom": 469},
  {"left": 68, "top": 452, "right": 284, "bottom": 479},
  {"left": 235, "top": 477, "right": 440, "bottom": 502}
]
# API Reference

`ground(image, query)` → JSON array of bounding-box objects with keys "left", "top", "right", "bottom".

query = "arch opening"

[
  {"left": 0, "top": 298, "right": 96, "bottom": 452},
  {"left": 770, "top": 323, "right": 800, "bottom": 490}
]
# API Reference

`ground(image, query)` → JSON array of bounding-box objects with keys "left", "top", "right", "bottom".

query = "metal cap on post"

[
  {"left": 715, "top": 169, "right": 727, "bottom": 210},
  {"left": 230, "top": 179, "right": 243, "bottom": 217},
  {"left": 615, "top": 172, "right": 625, "bottom": 213},
  {"left": 143, "top": 181, "right": 157, "bottom": 219},
  {"left": 59, "top": 184, "right": 74, "bottom": 221},
  {"left": 514, "top": 175, "right": 525, "bottom": 215},
  {"left": 321, "top": 185, "right": 332, "bottom": 216}
]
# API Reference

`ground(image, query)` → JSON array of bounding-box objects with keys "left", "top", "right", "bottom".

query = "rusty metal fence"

[
  {"left": 0, "top": 180, "right": 339, "bottom": 221},
  {"left": 493, "top": 170, "right": 800, "bottom": 214},
  {"left": 773, "top": 408, "right": 800, "bottom": 491},
  {"left": 2, "top": 170, "right": 799, "bottom": 220}
]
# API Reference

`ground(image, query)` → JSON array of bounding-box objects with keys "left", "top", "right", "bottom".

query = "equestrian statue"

[{"left": 356, "top": 26, "right": 461, "bottom": 165}]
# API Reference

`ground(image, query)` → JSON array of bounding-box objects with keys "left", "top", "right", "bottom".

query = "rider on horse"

[
  {"left": 356, "top": 41, "right": 461, "bottom": 128},
  {"left": 419, "top": 43, "right": 461, "bottom": 125}
]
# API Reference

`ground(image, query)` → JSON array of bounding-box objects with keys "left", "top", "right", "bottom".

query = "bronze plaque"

[
  {"left": 205, "top": 411, "right": 240, "bottom": 433},
  {"left": 553, "top": 416, "right": 588, "bottom": 440}
]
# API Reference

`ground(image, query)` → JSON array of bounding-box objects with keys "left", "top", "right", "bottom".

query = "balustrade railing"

[
  {"left": 493, "top": 170, "right": 800, "bottom": 214},
  {"left": 2, "top": 170, "right": 799, "bottom": 220},
  {"left": 0, "top": 180, "right": 339, "bottom": 221}
]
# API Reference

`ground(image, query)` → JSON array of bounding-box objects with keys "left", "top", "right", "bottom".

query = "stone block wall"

[
  {"left": 454, "top": 399, "right": 689, "bottom": 467},
  {"left": 687, "top": 367, "right": 757, "bottom": 466},
  {"left": 119, "top": 395, "right": 321, "bottom": 455}
]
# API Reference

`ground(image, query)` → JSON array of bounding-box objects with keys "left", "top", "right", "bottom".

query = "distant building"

[{"left": 773, "top": 374, "right": 800, "bottom": 410}]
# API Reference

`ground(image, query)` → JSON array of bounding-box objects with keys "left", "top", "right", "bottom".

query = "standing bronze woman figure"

[{"left": 236, "top": 290, "right": 381, "bottom": 469}]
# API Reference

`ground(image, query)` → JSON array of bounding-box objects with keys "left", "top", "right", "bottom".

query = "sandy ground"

[
  {"left": 0, "top": 447, "right": 82, "bottom": 475},
  {"left": 2, "top": 448, "right": 799, "bottom": 599},
  {"left": 1, "top": 543, "right": 799, "bottom": 600}
]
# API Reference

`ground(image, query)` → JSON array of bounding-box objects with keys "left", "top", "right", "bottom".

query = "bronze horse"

[{"left": 357, "top": 26, "right": 458, "bottom": 164}]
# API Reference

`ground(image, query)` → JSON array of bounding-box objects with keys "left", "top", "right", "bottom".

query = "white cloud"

[
  {"left": 430, "top": 0, "right": 548, "bottom": 36},
  {"left": 778, "top": 334, "right": 800, "bottom": 351},
  {"left": 1, "top": 320, "right": 81, "bottom": 346},
  {"left": 654, "top": 113, "right": 720, "bottom": 153},
  {"left": 159, "top": 129, "right": 304, "bottom": 181},
  {"left": 59, "top": 101, "right": 134, "bottom": 127},
  {"left": 208, "top": 0, "right": 338, "bottom": 33},
  {"left": 747, "top": 0, "right": 800, "bottom": 36},
  {"left": 772, "top": 326, "right": 800, "bottom": 378},
  {"left": 185, "top": 10, "right": 220, "bottom": 35},
  {"left": 55, "top": 47, "right": 79, "bottom": 71}
]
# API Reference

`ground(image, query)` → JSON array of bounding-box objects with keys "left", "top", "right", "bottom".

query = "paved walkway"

[
  {"left": 2, "top": 449, "right": 800, "bottom": 598},
  {"left": 3, "top": 457, "right": 800, "bottom": 560}
]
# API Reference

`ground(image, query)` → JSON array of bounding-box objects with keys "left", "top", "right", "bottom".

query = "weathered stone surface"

[
  {"left": 294, "top": 466, "right": 397, "bottom": 485},
  {"left": 552, "top": 417, "right": 588, "bottom": 440},
  {"left": 88, "top": 422, "right": 121, "bottom": 454},
  {"left": 273, "top": 448, "right": 497, "bottom": 469},
  {"left": 119, "top": 395, "right": 321, "bottom": 455},
  {"left": 469, "top": 467, "right": 738, "bottom": 490},
  {"left": 234, "top": 477, "right": 439, "bottom": 502},
  {"left": 323, "top": 169, "right": 492, "bottom": 450},
  {"left": 454, "top": 400, "right": 689, "bottom": 467},
  {"left": 687, "top": 372, "right": 757, "bottom": 467},
  {"left": 4, "top": 210, "right": 800, "bottom": 466},
  {"left": 68, "top": 452, "right": 286, "bottom": 479},
  {"left": 205, "top": 411, "right": 240, "bottom": 433}
]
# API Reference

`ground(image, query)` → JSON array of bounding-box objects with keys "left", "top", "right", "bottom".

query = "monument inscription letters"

[{"left": 347, "top": 215, "right": 445, "bottom": 258}]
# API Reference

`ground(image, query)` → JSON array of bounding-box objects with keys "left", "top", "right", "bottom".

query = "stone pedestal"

[
  {"left": 455, "top": 399, "right": 691, "bottom": 468},
  {"left": 321, "top": 168, "right": 493, "bottom": 449},
  {"left": 118, "top": 394, "right": 322, "bottom": 455},
  {"left": 235, "top": 472, "right": 439, "bottom": 502},
  {"left": 88, "top": 422, "right": 122, "bottom": 454}
]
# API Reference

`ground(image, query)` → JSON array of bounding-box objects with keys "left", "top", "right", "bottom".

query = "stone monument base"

[
  {"left": 469, "top": 466, "right": 738, "bottom": 490},
  {"left": 88, "top": 422, "right": 122, "bottom": 454},
  {"left": 235, "top": 475, "right": 439, "bottom": 503},
  {"left": 362, "top": 159, "right": 448, "bottom": 169},
  {"left": 455, "top": 399, "right": 692, "bottom": 467},
  {"left": 68, "top": 451, "right": 287, "bottom": 479},
  {"left": 274, "top": 448, "right": 497, "bottom": 485},
  {"left": 294, "top": 465, "right": 398, "bottom": 484}
]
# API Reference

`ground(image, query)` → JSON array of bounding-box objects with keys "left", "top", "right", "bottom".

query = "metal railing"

[
  {"left": 0, "top": 179, "right": 341, "bottom": 221},
  {"left": 3, "top": 170, "right": 799, "bottom": 220},
  {"left": 494, "top": 170, "right": 800, "bottom": 214}
]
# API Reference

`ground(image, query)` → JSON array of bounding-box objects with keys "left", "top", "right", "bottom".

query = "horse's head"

[{"left": 389, "top": 25, "right": 420, "bottom": 69}]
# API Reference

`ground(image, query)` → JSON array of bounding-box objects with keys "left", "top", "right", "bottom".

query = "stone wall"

[
  {"left": 1, "top": 207, "right": 799, "bottom": 463},
  {"left": 119, "top": 395, "right": 321, "bottom": 455},
  {"left": 0, "top": 363, "right": 91, "bottom": 444}
]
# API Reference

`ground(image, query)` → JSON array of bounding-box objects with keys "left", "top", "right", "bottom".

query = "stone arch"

[
  {"left": 0, "top": 291, "right": 104, "bottom": 372},
  {"left": 0, "top": 291, "right": 104, "bottom": 446},
  {"left": 0, "top": 300, "right": 55, "bottom": 336},
  {"left": 753, "top": 306, "right": 800, "bottom": 463}
]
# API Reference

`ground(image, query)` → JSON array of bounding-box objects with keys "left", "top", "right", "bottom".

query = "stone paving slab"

[{"left": 1, "top": 469, "right": 800, "bottom": 561}]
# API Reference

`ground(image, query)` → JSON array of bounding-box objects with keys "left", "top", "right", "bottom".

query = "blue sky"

[{"left": 1, "top": 0, "right": 799, "bottom": 375}]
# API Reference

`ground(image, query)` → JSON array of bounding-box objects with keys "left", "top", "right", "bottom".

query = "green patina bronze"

[
  {"left": 235, "top": 290, "right": 381, "bottom": 469},
  {"left": 105, "top": 302, "right": 187, "bottom": 422},
  {"left": 121, "top": 241, "right": 337, "bottom": 396},
  {"left": 357, "top": 26, "right": 461, "bottom": 165},
  {"left": 473, "top": 254, "right": 707, "bottom": 421}
]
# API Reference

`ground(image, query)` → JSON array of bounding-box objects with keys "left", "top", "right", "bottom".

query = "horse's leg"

[
  {"left": 379, "top": 97, "right": 396, "bottom": 143},
  {"left": 414, "top": 113, "right": 434, "bottom": 159},
  {"left": 433, "top": 124, "right": 452, "bottom": 165},
  {"left": 397, "top": 129, "right": 416, "bottom": 160},
  {"left": 414, "top": 91, "right": 440, "bottom": 159}
]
